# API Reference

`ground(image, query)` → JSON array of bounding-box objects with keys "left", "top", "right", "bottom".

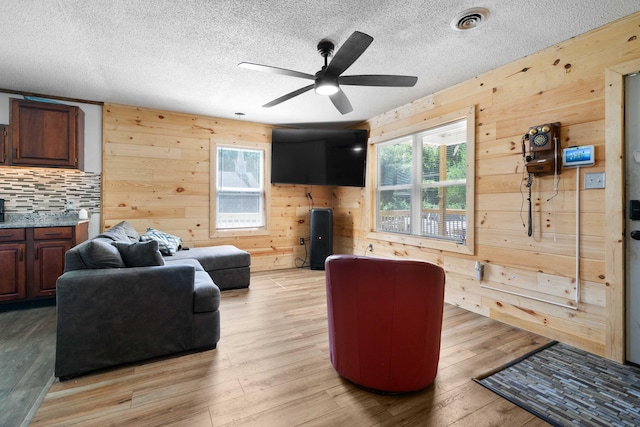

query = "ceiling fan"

[{"left": 238, "top": 31, "right": 418, "bottom": 115}]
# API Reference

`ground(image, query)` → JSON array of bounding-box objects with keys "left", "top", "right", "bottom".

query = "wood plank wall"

[
  {"left": 102, "top": 12, "right": 640, "bottom": 362},
  {"left": 102, "top": 104, "right": 334, "bottom": 272},
  {"left": 332, "top": 12, "right": 640, "bottom": 362}
]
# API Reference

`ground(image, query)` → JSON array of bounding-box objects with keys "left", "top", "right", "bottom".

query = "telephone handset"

[{"left": 521, "top": 122, "right": 561, "bottom": 176}]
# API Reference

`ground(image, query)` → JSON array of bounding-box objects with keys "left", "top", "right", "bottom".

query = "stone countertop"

[{"left": 0, "top": 212, "right": 85, "bottom": 229}]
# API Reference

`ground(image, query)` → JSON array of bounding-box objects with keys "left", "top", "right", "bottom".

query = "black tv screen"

[{"left": 271, "top": 128, "right": 368, "bottom": 187}]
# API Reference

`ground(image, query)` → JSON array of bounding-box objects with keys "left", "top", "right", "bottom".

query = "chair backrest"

[{"left": 325, "top": 254, "right": 446, "bottom": 393}]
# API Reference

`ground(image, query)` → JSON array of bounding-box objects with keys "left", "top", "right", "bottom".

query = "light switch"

[{"left": 584, "top": 172, "right": 605, "bottom": 189}]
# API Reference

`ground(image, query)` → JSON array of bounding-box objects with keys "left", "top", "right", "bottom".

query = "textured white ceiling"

[{"left": 1, "top": 1, "right": 639, "bottom": 128}]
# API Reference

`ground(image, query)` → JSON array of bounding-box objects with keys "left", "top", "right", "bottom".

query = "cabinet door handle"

[
  {"left": 35, "top": 249, "right": 38, "bottom": 260},
  {"left": 44, "top": 232, "right": 62, "bottom": 236},
  {"left": 18, "top": 248, "right": 23, "bottom": 262},
  {"left": 0, "top": 234, "right": 13, "bottom": 238}
]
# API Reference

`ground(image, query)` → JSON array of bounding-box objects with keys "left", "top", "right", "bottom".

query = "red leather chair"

[{"left": 325, "top": 255, "right": 446, "bottom": 393}]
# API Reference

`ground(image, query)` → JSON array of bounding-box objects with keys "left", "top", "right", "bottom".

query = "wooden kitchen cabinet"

[
  {"left": 9, "top": 99, "right": 84, "bottom": 169},
  {"left": 0, "top": 229, "right": 27, "bottom": 302},
  {"left": 30, "top": 227, "right": 74, "bottom": 299},
  {"left": 0, "top": 124, "right": 8, "bottom": 165},
  {"left": 0, "top": 222, "right": 88, "bottom": 304}
]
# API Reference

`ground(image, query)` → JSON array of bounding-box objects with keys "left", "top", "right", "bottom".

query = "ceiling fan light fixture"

[{"left": 314, "top": 74, "right": 339, "bottom": 95}]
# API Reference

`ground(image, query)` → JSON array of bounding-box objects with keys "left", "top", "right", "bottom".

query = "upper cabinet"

[
  {"left": 0, "top": 124, "right": 7, "bottom": 165},
  {"left": 8, "top": 99, "right": 84, "bottom": 170}
]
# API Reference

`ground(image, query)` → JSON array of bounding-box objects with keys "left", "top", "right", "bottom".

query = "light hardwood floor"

[{"left": 30, "top": 268, "right": 552, "bottom": 426}]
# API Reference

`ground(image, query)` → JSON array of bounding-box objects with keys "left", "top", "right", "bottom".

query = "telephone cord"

[{"left": 526, "top": 173, "right": 533, "bottom": 237}]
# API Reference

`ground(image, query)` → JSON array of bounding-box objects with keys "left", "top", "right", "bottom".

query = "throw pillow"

[
  {"left": 79, "top": 238, "right": 126, "bottom": 269},
  {"left": 112, "top": 240, "right": 165, "bottom": 267},
  {"left": 97, "top": 221, "right": 139, "bottom": 243},
  {"left": 140, "top": 228, "right": 182, "bottom": 256},
  {"left": 113, "top": 221, "right": 140, "bottom": 242}
]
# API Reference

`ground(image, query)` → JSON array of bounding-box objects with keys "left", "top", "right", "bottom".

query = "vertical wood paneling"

[
  {"left": 333, "top": 12, "right": 640, "bottom": 361},
  {"left": 102, "top": 104, "right": 333, "bottom": 270}
]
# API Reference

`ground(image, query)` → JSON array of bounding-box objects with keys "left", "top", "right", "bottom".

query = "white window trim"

[
  {"left": 367, "top": 106, "right": 475, "bottom": 255},
  {"left": 210, "top": 137, "right": 271, "bottom": 238}
]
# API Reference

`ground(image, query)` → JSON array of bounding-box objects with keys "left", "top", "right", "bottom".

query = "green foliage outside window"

[
  {"left": 379, "top": 142, "right": 412, "bottom": 211},
  {"left": 378, "top": 140, "right": 466, "bottom": 211}
]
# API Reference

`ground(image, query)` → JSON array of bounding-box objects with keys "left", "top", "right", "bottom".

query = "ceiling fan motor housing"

[{"left": 315, "top": 39, "right": 339, "bottom": 95}]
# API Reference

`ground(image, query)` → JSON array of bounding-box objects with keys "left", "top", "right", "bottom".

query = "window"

[
  {"left": 211, "top": 139, "right": 270, "bottom": 236},
  {"left": 372, "top": 107, "right": 475, "bottom": 254}
]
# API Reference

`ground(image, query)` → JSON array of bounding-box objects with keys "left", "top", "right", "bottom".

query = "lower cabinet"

[
  {"left": 0, "top": 223, "right": 88, "bottom": 303},
  {"left": 32, "top": 227, "right": 75, "bottom": 298},
  {"left": 0, "top": 231, "right": 27, "bottom": 302}
]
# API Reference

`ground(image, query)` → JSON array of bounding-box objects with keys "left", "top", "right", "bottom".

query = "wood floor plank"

[
  {"left": 219, "top": 390, "right": 340, "bottom": 427},
  {"left": 161, "top": 409, "right": 213, "bottom": 427},
  {"left": 0, "top": 305, "right": 56, "bottom": 427},
  {"left": 446, "top": 391, "right": 540, "bottom": 427},
  {"left": 24, "top": 268, "right": 553, "bottom": 426},
  {"left": 302, "top": 385, "right": 393, "bottom": 426},
  {"left": 208, "top": 368, "right": 343, "bottom": 426},
  {"left": 372, "top": 381, "right": 500, "bottom": 426}
]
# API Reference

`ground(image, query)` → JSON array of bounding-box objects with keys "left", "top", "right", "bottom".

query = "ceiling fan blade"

[
  {"left": 238, "top": 62, "right": 315, "bottom": 80},
  {"left": 263, "top": 84, "right": 314, "bottom": 108},
  {"left": 339, "top": 74, "right": 418, "bottom": 87},
  {"left": 325, "top": 31, "right": 374, "bottom": 76},
  {"left": 329, "top": 89, "right": 353, "bottom": 115}
]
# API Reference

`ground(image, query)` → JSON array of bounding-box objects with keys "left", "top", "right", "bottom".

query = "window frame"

[
  {"left": 368, "top": 106, "right": 475, "bottom": 255},
  {"left": 210, "top": 138, "right": 271, "bottom": 237}
]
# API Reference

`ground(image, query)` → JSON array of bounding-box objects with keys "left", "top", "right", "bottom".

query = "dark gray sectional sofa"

[{"left": 54, "top": 221, "right": 250, "bottom": 379}]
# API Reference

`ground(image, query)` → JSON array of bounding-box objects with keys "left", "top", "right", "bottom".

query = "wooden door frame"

[{"left": 605, "top": 58, "right": 640, "bottom": 362}]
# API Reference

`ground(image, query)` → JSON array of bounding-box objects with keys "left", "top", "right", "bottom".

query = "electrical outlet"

[
  {"left": 475, "top": 261, "right": 484, "bottom": 281},
  {"left": 65, "top": 199, "right": 75, "bottom": 211},
  {"left": 367, "top": 243, "right": 373, "bottom": 252},
  {"left": 300, "top": 238, "right": 305, "bottom": 245}
]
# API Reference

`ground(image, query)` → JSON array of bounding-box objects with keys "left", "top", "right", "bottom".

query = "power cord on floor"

[{"left": 295, "top": 239, "right": 310, "bottom": 268}]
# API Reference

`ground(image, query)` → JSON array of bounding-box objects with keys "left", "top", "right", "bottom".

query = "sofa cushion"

[
  {"left": 140, "top": 228, "right": 182, "bottom": 256},
  {"left": 112, "top": 240, "right": 165, "bottom": 268},
  {"left": 193, "top": 271, "right": 220, "bottom": 313},
  {"left": 168, "top": 246, "right": 250, "bottom": 270},
  {"left": 164, "top": 258, "right": 205, "bottom": 271},
  {"left": 78, "top": 238, "right": 126, "bottom": 269}
]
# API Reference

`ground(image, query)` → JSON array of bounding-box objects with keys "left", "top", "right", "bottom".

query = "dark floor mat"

[{"left": 475, "top": 342, "right": 640, "bottom": 427}]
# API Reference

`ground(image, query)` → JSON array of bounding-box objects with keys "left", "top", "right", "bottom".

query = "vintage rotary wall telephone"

[
  {"left": 522, "top": 122, "right": 561, "bottom": 176},
  {"left": 521, "top": 122, "right": 561, "bottom": 236}
]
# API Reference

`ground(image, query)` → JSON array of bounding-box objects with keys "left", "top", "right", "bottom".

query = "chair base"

[{"left": 339, "top": 374, "right": 435, "bottom": 395}]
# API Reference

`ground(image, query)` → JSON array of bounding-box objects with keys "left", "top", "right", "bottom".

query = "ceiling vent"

[{"left": 451, "top": 7, "right": 489, "bottom": 31}]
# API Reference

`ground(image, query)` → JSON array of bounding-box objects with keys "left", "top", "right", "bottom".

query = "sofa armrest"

[{"left": 55, "top": 265, "right": 197, "bottom": 378}]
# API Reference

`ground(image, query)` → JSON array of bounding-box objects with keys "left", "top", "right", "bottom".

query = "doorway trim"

[{"left": 605, "top": 58, "right": 640, "bottom": 362}]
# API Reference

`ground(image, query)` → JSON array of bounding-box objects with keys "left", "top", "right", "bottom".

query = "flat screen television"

[{"left": 271, "top": 128, "right": 368, "bottom": 187}]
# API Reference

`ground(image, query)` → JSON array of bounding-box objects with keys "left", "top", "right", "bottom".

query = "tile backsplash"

[{"left": 0, "top": 168, "right": 101, "bottom": 214}]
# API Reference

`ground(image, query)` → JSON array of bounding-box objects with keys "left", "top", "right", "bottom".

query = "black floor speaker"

[{"left": 310, "top": 208, "right": 333, "bottom": 270}]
